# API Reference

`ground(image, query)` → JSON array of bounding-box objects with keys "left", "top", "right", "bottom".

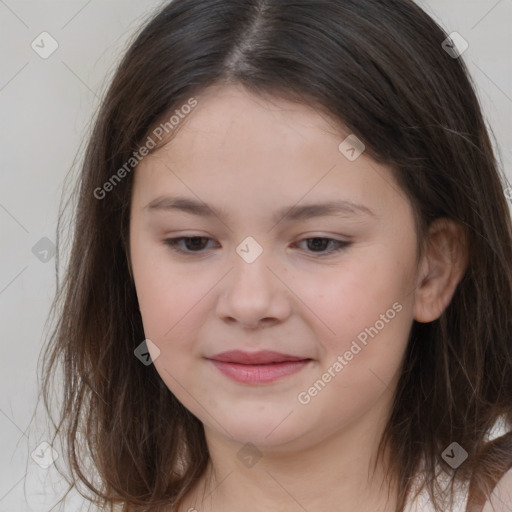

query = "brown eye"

[
  {"left": 295, "top": 237, "right": 350, "bottom": 255},
  {"left": 164, "top": 236, "right": 216, "bottom": 253},
  {"left": 163, "top": 236, "right": 350, "bottom": 257}
]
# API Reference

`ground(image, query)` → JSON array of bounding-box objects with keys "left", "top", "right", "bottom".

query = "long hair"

[{"left": 39, "top": 1, "right": 512, "bottom": 511}]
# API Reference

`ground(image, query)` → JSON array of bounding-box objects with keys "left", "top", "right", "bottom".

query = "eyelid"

[{"left": 162, "top": 235, "right": 351, "bottom": 257}]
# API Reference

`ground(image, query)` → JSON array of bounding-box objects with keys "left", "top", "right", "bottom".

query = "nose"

[{"left": 215, "top": 247, "right": 291, "bottom": 330}]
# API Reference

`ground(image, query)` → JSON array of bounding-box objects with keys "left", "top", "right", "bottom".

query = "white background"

[{"left": 1, "top": 1, "right": 511, "bottom": 510}]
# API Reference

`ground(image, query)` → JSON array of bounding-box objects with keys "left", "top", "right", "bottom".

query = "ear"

[{"left": 413, "top": 218, "right": 468, "bottom": 323}]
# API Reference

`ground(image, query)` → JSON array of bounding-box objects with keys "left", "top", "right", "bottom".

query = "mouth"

[{"left": 207, "top": 350, "right": 313, "bottom": 384}]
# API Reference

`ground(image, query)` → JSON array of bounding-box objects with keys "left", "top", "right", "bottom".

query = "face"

[{"left": 129, "top": 83, "right": 419, "bottom": 452}]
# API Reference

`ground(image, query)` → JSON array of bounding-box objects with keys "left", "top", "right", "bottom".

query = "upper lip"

[{"left": 208, "top": 350, "right": 310, "bottom": 365}]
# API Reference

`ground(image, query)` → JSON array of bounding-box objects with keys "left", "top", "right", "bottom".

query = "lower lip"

[{"left": 209, "top": 359, "right": 311, "bottom": 384}]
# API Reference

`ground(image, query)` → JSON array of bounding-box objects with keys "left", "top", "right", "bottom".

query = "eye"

[
  {"left": 294, "top": 237, "right": 350, "bottom": 256},
  {"left": 163, "top": 236, "right": 350, "bottom": 256},
  {"left": 163, "top": 236, "right": 218, "bottom": 254}
]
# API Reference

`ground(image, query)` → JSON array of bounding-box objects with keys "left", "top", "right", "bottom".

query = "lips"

[
  {"left": 207, "top": 350, "right": 312, "bottom": 384},
  {"left": 209, "top": 350, "right": 308, "bottom": 365}
]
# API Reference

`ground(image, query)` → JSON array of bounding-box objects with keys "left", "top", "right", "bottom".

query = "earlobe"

[{"left": 413, "top": 218, "right": 468, "bottom": 323}]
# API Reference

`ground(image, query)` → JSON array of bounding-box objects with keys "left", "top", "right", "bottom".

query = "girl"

[{"left": 40, "top": 1, "right": 512, "bottom": 511}]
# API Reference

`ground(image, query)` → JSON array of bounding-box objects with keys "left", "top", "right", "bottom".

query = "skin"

[
  {"left": 129, "top": 83, "right": 467, "bottom": 512},
  {"left": 482, "top": 469, "right": 512, "bottom": 512}
]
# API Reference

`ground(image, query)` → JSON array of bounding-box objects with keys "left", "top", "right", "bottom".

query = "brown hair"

[{"left": 39, "top": 0, "right": 512, "bottom": 511}]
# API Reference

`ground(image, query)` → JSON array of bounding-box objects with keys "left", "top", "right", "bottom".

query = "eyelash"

[{"left": 163, "top": 236, "right": 350, "bottom": 257}]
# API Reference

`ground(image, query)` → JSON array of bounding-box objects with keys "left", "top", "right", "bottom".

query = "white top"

[
  {"left": 405, "top": 416, "right": 511, "bottom": 512},
  {"left": 404, "top": 473, "right": 468, "bottom": 512},
  {"left": 405, "top": 470, "right": 512, "bottom": 512}
]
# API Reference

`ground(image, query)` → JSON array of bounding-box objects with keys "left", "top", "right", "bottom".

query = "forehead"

[
  {"left": 165, "top": 83, "right": 346, "bottom": 153},
  {"left": 132, "top": 84, "right": 409, "bottom": 224}
]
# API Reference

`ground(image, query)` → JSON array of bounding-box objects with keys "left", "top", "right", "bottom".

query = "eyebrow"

[{"left": 144, "top": 196, "right": 375, "bottom": 224}]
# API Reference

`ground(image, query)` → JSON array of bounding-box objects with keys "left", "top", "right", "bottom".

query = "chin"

[{"left": 203, "top": 407, "right": 313, "bottom": 450}]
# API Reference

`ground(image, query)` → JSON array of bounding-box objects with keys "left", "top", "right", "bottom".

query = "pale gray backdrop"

[{"left": 1, "top": 0, "right": 511, "bottom": 510}]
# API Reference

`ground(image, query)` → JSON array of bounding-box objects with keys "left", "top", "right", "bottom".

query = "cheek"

[
  {"left": 136, "top": 268, "right": 208, "bottom": 345},
  {"left": 292, "top": 259, "right": 414, "bottom": 427},
  {"left": 130, "top": 234, "right": 206, "bottom": 344},
  {"left": 133, "top": 257, "right": 212, "bottom": 390},
  {"left": 304, "top": 241, "right": 416, "bottom": 384}
]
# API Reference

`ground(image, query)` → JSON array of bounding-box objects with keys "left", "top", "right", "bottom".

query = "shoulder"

[{"left": 482, "top": 467, "right": 512, "bottom": 512}]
